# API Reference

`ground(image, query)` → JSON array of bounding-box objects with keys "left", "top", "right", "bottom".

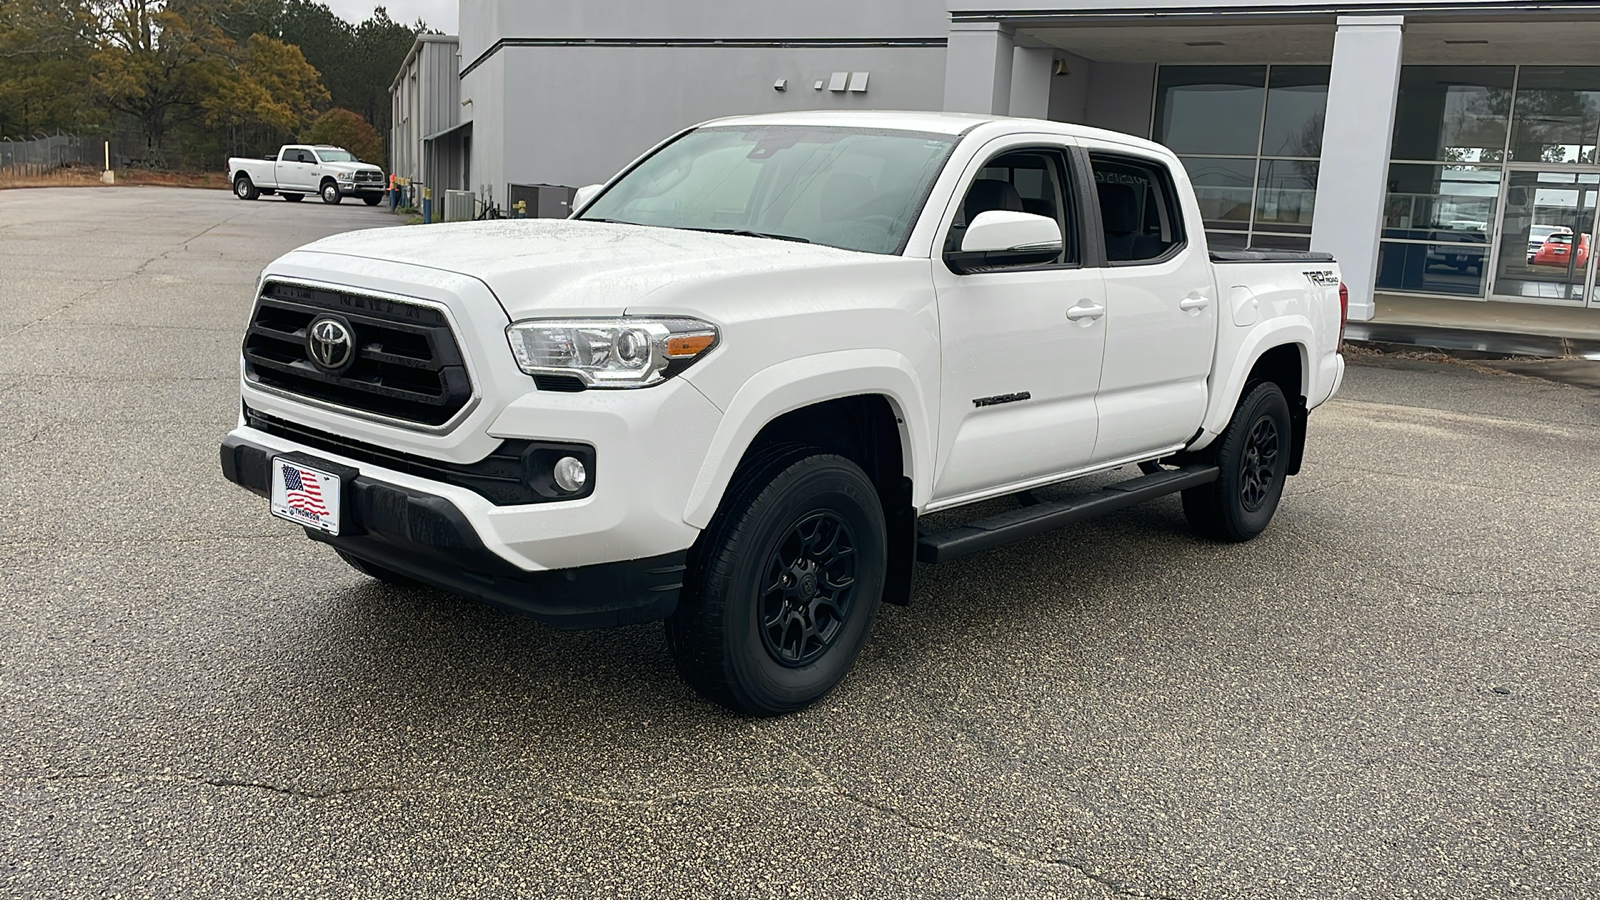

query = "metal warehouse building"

[{"left": 392, "top": 0, "right": 1600, "bottom": 323}]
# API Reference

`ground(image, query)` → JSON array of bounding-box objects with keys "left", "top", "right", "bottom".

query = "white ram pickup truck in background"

[
  {"left": 220, "top": 111, "right": 1346, "bottom": 715},
  {"left": 228, "top": 144, "right": 386, "bottom": 206}
]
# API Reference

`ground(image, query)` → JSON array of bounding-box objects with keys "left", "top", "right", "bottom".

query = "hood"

[
  {"left": 324, "top": 161, "right": 382, "bottom": 174},
  {"left": 291, "top": 219, "right": 871, "bottom": 318}
]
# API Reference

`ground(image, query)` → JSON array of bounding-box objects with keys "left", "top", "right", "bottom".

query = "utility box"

[
  {"left": 442, "top": 190, "right": 475, "bottom": 223},
  {"left": 508, "top": 183, "right": 577, "bottom": 219}
]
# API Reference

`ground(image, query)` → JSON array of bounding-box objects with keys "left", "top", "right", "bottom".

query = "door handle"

[
  {"left": 1066, "top": 303, "right": 1106, "bottom": 321},
  {"left": 1179, "top": 296, "right": 1211, "bottom": 311}
]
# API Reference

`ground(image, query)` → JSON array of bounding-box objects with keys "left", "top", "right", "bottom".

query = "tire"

[
  {"left": 666, "top": 448, "right": 887, "bottom": 716},
  {"left": 320, "top": 182, "right": 342, "bottom": 204},
  {"left": 233, "top": 176, "right": 259, "bottom": 201},
  {"left": 280, "top": 192, "right": 303, "bottom": 202},
  {"left": 1182, "top": 381, "right": 1293, "bottom": 543},
  {"left": 362, "top": 194, "right": 383, "bottom": 206},
  {"left": 335, "top": 550, "right": 420, "bottom": 588}
]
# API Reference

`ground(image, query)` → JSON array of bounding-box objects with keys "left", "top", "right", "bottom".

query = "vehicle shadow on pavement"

[{"left": 254, "top": 495, "right": 1226, "bottom": 737}]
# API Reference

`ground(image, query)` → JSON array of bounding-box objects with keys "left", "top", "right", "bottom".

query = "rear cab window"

[{"left": 1089, "top": 153, "right": 1186, "bottom": 264}]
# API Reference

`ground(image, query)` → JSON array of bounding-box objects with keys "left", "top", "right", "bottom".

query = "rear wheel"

[
  {"left": 280, "top": 192, "right": 303, "bottom": 202},
  {"left": 1183, "top": 381, "right": 1293, "bottom": 543},
  {"left": 335, "top": 550, "right": 420, "bottom": 588},
  {"left": 233, "top": 176, "right": 259, "bottom": 201},
  {"left": 666, "top": 448, "right": 886, "bottom": 716},
  {"left": 320, "top": 182, "right": 342, "bottom": 204}
]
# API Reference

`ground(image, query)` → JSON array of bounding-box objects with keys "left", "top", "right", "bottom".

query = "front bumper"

[{"left": 221, "top": 434, "right": 687, "bottom": 629}]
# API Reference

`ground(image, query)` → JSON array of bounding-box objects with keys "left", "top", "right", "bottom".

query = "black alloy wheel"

[
  {"left": 666, "top": 447, "right": 886, "bottom": 716},
  {"left": 1182, "top": 381, "right": 1293, "bottom": 542},
  {"left": 759, "top": 510, "right": 859, "bottom": 667},
  {"left": 1239, "top": 415, "right": 1280, "bottom": 512}
]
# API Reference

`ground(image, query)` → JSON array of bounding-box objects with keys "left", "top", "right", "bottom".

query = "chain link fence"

[{"left": 0, "top": 133, "right": 102, "bottom": 177}]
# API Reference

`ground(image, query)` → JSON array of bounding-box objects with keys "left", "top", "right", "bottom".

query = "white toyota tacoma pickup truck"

[
  {"left": 220, "top": 111, "right": 1346, "bottom": 715},
  {"left": 228, "top": 144, "right": 386, "bottom": 206}
]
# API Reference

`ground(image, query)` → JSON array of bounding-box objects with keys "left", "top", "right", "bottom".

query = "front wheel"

[
  {"left": 233, "top": 176, "right": 258, "bottom": 201},
  {"left": 362, "top": 194, "right": 383, "bottom": 206},
  {"left": 1182, "top": 381, "right": 1293, "bottom": 543},
  {"left": 320, "top": 182, "right": 342, "bottom": 204},
  {"left": 666, "top": 449, "right": 886, "bottom": 716}
]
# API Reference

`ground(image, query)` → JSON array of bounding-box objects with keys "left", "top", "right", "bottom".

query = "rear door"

[
  {"left": 929, "top": 135, "right": 1108, "bottom": 505},
  {"left": 1078, "top": 142, "right": 1217, "bottom": 463}
]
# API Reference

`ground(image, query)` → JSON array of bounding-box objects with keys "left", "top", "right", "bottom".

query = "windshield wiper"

[{"left": 679, "top": 227, "right": 812, "bottom": 244}]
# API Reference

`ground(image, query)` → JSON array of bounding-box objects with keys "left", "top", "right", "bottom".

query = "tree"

[
  {"left": 89, "top": 0, "right": 233, "bottom": 158},
  {"left": 0, "top": 0, "right": 98, "bottom": 136},
  {"left": 301, "top": 106, "right": 379, "bottom": 163},
  {"left": 203, "top": 32, "right": 326, "bottom": 135}
]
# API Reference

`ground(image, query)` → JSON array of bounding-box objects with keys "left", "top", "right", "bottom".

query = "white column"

[
  {"left": 1009, "top": 46, "right": 1054, "bottom": 119},
  {"left": 1310, "top": 15, "right": 1404, "bottom": 321},
  {"left": 944, "top": 22, "right": 1015, "bottom": 115}
]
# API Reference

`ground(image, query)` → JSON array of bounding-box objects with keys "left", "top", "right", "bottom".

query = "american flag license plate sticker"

[{"left": 270, "top": 458, "right": 343, "bottom": 536}]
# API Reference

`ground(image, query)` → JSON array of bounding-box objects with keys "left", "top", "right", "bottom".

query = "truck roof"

[{"left": 694, "top": 109, "right": 1169, "bottom": 155}]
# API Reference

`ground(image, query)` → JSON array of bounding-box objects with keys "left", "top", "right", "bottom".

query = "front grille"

[
  {"left": 243, "top": 280, "right": 472, "bottom": 427},
  {"left": 353, "top": 171, "right": 383, "bottom": 183},
  {"left": 245, "top": 406, "right": 594, "bottom": 506}
]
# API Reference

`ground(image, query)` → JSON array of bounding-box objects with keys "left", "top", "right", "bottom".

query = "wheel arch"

[
  {"left": 1193, "top": 325, "right": 1313, "bottom": 471},
  {"left": 682, "top": 353, "right": 932, "bottom": 607},
  {"left": 683, "top": 351, "right": 932, "bottom": 530}
]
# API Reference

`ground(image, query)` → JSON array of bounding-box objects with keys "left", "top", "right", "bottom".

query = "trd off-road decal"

[{"left": 1305, "top": 270, "right": 1339, "bottom": 287}]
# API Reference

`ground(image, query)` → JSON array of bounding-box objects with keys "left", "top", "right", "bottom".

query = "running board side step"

[{"left": 916, "top": 465, "right": 1220, "bottom": 564}]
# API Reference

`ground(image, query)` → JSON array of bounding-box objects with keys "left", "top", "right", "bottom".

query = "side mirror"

[
  {"left": 946, "top": 210, "right": 1063, "bottom": 274},
  {"left": 572, "top": 183, "right": 604, "bottom": 214}
]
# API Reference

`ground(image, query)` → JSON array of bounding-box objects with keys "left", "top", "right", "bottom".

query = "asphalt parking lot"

[{"left": 2, "top": 186, "right": 1597, "bottom": 899}]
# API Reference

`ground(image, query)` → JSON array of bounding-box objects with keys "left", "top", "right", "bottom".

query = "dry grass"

[{"left": 0, "top": 164, "right": 228, "bottom": 191}]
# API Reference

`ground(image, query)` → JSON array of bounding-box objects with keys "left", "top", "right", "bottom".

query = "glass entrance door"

[{"left": 1490, "top": 169, "right": 1600, "bottom": 304}]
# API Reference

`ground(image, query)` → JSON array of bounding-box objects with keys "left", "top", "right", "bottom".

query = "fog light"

[{"left": 553, "top": 456, "right": 587, "bottom": 493}]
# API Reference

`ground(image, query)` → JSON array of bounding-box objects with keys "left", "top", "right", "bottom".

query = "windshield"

[
  {"left": 578, "top": 125, "right": 957, "bottom": 255},
  {"left": 316, "top": 149, "right": 357, "bottom": 162}
]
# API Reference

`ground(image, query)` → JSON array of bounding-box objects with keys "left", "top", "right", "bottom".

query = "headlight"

[{"left": 505, "top": 317, "right": 719, "bottom": 388}]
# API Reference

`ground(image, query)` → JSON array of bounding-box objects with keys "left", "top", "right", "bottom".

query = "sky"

[{"left": 321, "top": 0, "right": 458, "bottom": 33}]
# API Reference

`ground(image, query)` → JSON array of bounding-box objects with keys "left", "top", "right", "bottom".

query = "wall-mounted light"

[
  {"left": 774, "top": 78, "right": 788, "bottom": 92},
  {"left": 1053, "top": 59, "right": 1071, "bottom": 77}
]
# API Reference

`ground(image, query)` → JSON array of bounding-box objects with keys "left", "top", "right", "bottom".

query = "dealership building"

[{"left": 391, "top": 0, "right": 1600, "bottom": 323}]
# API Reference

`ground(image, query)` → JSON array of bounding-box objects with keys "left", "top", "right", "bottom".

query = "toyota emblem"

[{"left": 307, "top": 316, "right": 355, "bottom": 371}]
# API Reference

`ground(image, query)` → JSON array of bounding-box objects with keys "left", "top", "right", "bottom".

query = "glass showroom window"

[
  {"left": 1379, "top": 66, "right": 1514, "bottom": 298},
  {"left": 1155, "top": 65, "right": 1329, "bottom": 250},
  {"left": 1508, "top": 67, "right": 1600, "bottom": 164}
]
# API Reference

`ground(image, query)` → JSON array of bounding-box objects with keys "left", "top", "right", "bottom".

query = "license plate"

[{"left": 270, "top": 457, "right": 343, "bottom": 535}]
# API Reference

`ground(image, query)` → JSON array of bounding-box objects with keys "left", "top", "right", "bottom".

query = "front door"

[
  {"left": 1490, "top": 168, "right": 1600, "bottom": 306},
  {"left": 929, "top": 137, "right": 1108, "bottom": 505}
]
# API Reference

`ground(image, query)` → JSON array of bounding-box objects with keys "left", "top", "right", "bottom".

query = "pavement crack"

[
  {"left": 0, "top": 280, "right": 116, "bottom": 343},
  {"left": 758, "top": 737, "right": 1178, "bottom": 899},
  {"left": 28, "top": 771, "right": 396, "bottom": 800}
]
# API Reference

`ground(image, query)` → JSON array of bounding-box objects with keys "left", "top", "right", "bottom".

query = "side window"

[
  {"left": 945, "top": 149, "right": 1077, "bottom": 266},
  {"left": 1089, "top": 153, "right": 1186, "bottom": 264}
]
